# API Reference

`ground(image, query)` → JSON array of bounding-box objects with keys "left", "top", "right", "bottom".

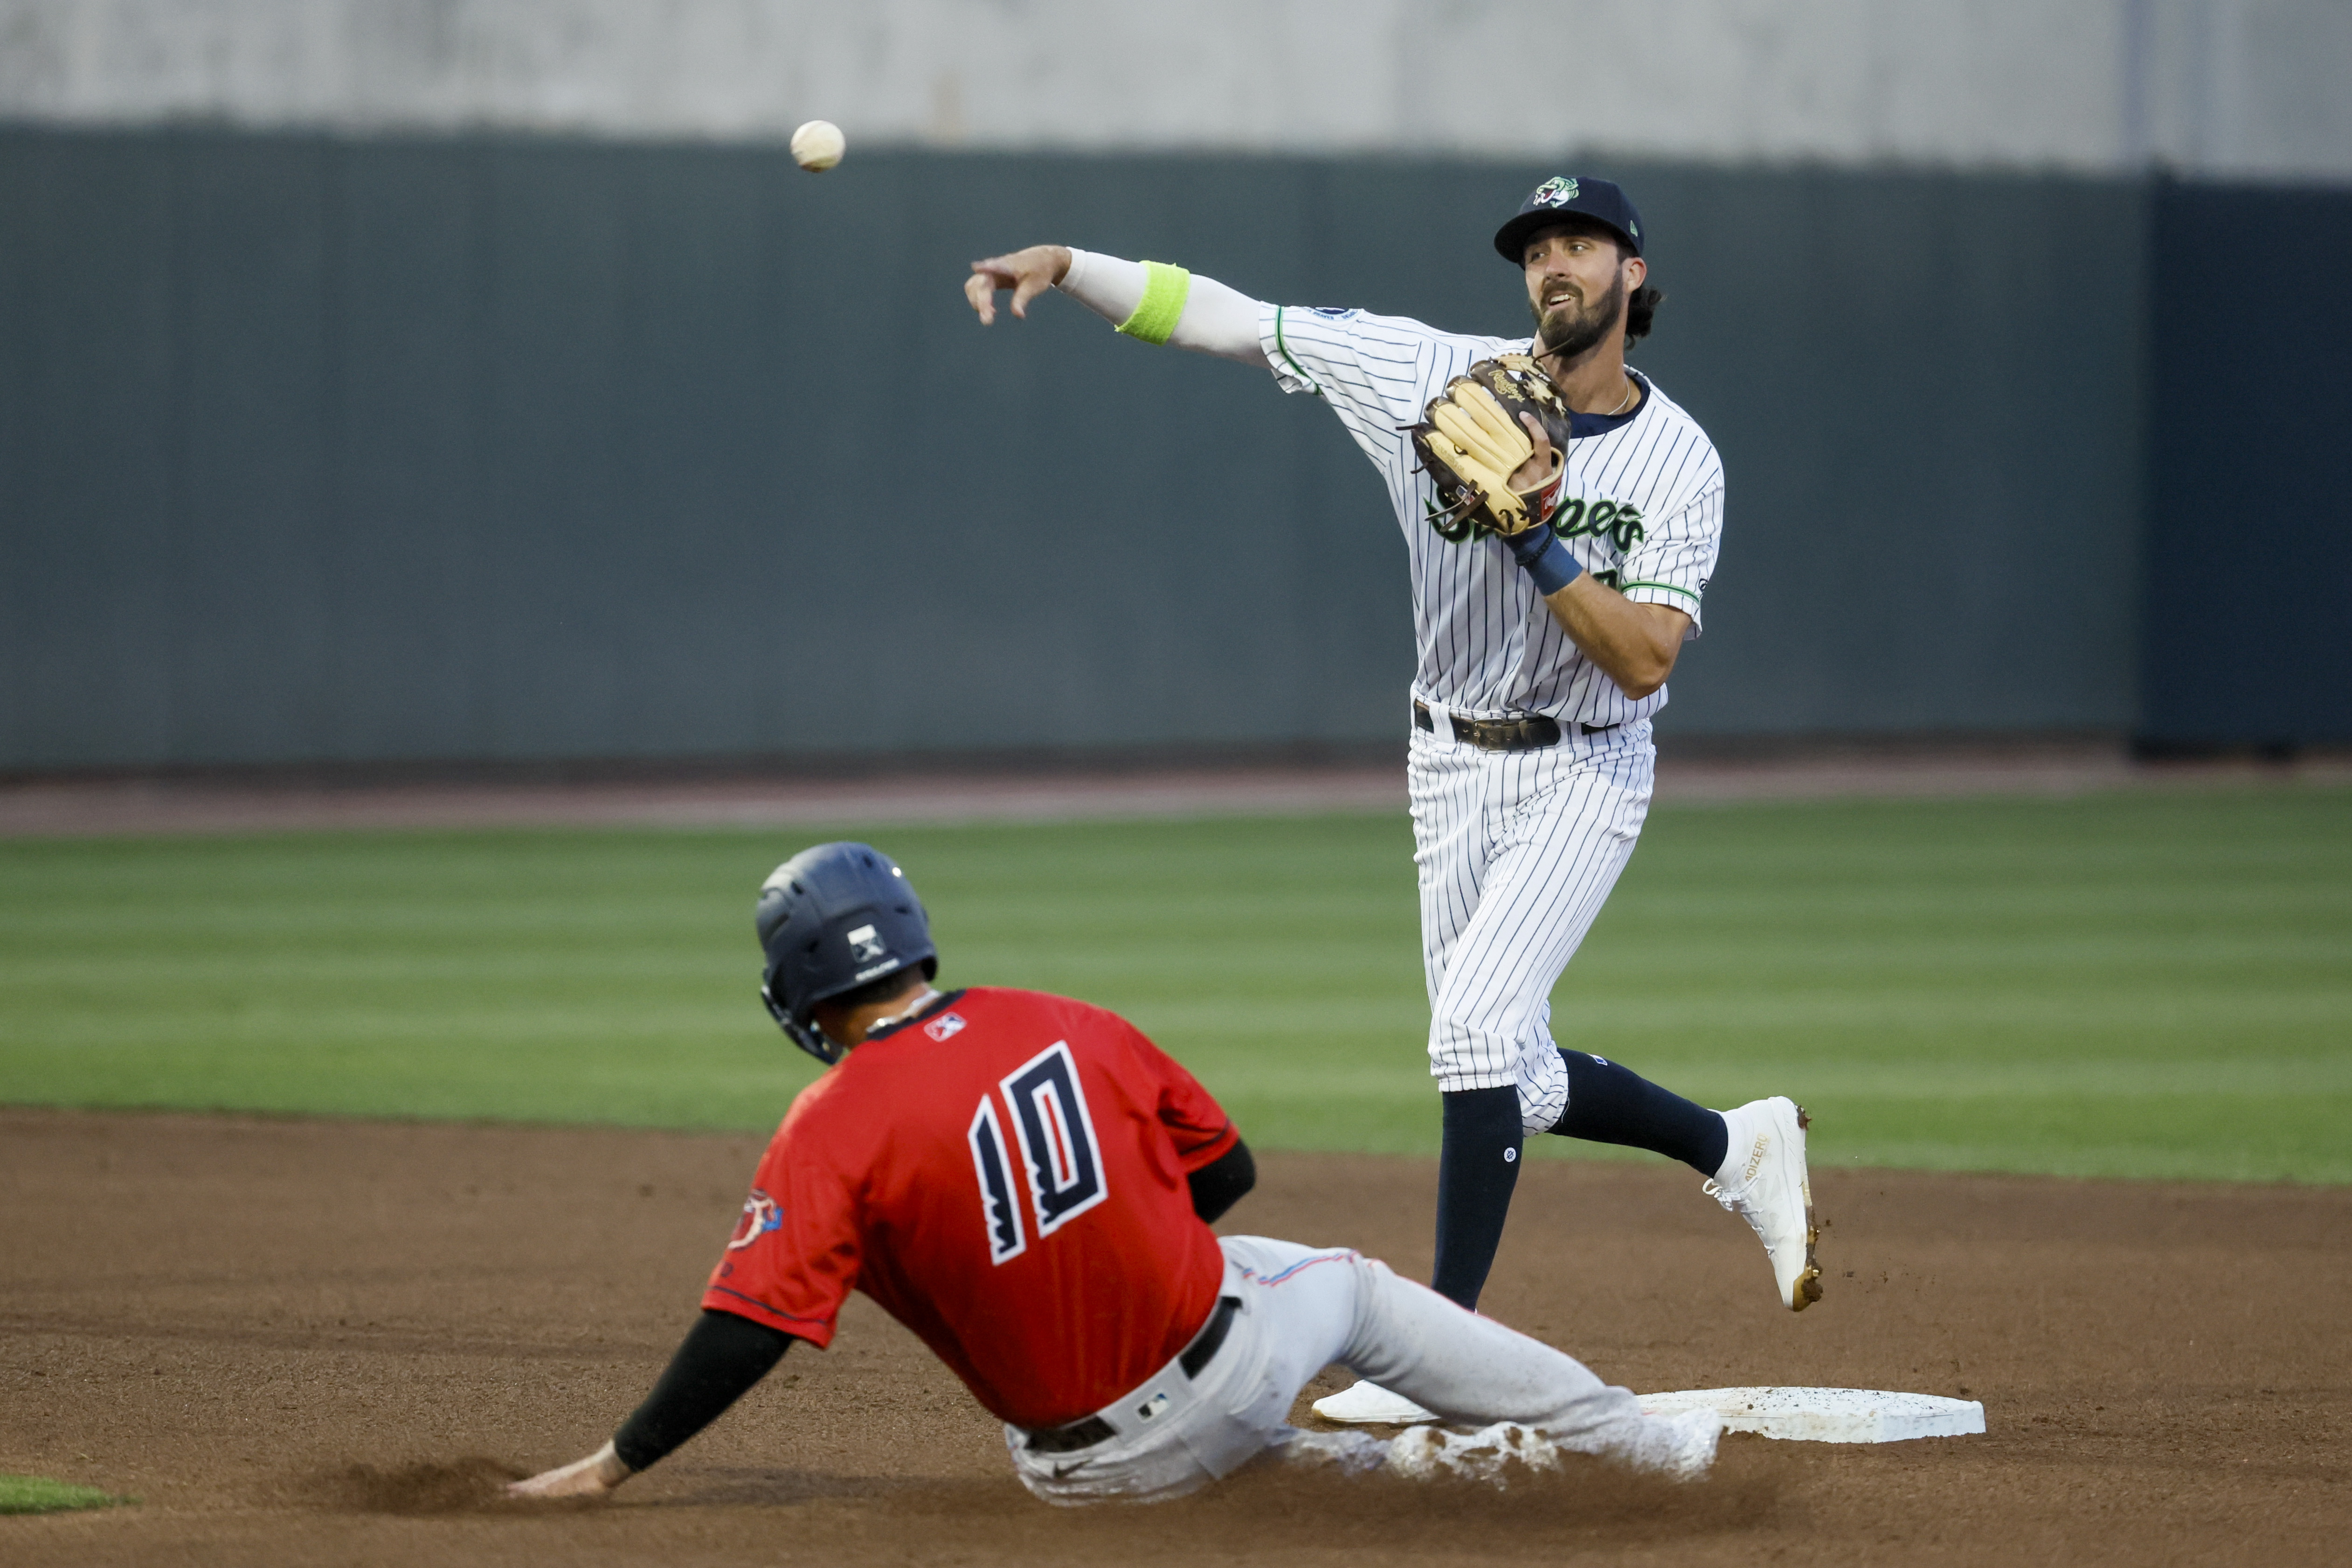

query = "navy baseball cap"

[{"left": 1494, "top": 176, "right": 1644, "bottom": 262}]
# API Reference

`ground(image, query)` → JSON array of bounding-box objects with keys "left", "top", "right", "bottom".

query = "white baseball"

[{"left": 790, "top": 120, "right": 845, "bottom": 172}]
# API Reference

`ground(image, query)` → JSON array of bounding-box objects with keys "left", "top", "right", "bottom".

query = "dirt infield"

[{"left": 2, "top": 1110, "right": 2343, "bottom": 1566}]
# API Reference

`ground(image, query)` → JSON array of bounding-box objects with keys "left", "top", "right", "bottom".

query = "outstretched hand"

[
  {"left": 506, "top": 1441, "right": 630, "bottom": 1500},
  {"left": 965, "top": 245, "right": 1072, "bottom": 325}
]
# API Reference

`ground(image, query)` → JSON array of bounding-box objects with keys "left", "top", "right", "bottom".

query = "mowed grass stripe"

[{"left": 0, "top": 790, "right": 2345, "bottom": 1182}]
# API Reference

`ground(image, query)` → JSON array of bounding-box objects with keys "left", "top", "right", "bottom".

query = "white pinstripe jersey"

[{"left": 1259, "top": 305, "right": 1724, "bottom": 726}]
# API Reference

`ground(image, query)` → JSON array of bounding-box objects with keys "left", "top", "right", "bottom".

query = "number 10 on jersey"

[{"left": 968, "top": 1041, "right": 1108, "bottom": 1264}]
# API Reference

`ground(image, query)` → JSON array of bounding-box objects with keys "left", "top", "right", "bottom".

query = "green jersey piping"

[
  {"left": 1617, "top": 580, "right": 1701, "bottom": 603},
  {"left": 1272, "top": 307, "right": 1323, "bottom": 396}
]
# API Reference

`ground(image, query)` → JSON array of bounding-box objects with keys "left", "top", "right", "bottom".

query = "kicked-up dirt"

[{"left": 0, "top": 1108, "right": 2343, "bottom": 1566}]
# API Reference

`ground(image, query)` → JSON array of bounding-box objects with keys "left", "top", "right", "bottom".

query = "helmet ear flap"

[{"left": 761, "top": 977, "right": 842, "bottom": 1066}]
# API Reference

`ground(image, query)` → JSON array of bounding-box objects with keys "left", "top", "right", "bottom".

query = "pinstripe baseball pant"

[{"left": 1408, "top": 718, "right": 1656, "bottom": 1133}]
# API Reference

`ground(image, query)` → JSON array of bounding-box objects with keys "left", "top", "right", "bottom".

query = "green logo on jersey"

[
  {"left": 1420, "top": 493, "right": 1645, "bottom": 553},
  {"left": 1548, "top": 496, "right": 1646, "bottom": 553}
]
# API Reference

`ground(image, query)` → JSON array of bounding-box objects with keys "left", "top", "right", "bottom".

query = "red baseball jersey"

[{"left": 703, "top": 987, "right": 1239, "bottom": 1430}]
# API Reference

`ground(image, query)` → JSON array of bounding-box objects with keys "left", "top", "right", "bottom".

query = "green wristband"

[{"left": 1116, "top": 261, "right": 1192, "bottom": 345}]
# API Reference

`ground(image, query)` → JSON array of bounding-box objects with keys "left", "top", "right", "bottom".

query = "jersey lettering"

[
  {"left": 1546, "top": 497, "right": 1646, "bottom": 552},
  {"left": 1000, "top": 1041, "right": 1109, "bottom": 1237},
  {"left": 967, "top": 1097, "right": 1026, "bottom": 1264}
]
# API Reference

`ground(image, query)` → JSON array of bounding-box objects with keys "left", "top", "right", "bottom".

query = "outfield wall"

[
  {"left": 0, "top": 126, "right": 2343, "bottom": 769},
  {"left": 2138, "top": 178, "right": 2352, "bottom": 751}
]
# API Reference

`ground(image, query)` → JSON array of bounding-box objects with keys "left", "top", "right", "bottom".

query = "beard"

[{"left": 1530, "top": 270, "right": 1628, "bottom": 362}]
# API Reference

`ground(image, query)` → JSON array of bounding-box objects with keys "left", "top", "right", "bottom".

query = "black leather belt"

[
  {"left": 1023, "top": 1294, "right": 1242, "bottom": 1455},
  {"left": 1177, "top": 1293, "right": 1241, "bottom": 1379},
  {"left": 1413, "top": 700, "right": 1617, "bottom": 752}
]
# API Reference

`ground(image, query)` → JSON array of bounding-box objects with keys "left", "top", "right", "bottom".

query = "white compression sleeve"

[
  {"left": 1057, "top": 248, "right": 1146, "bottom": 326},
  {"left": 1173, "top": 274, "right": 1270, "bottom": 365},
  {"left": 1058, "top": 249, "right": 1270, "bottom": 366}
]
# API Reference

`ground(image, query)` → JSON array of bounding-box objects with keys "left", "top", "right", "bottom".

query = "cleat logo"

[{"left": 1743, "top": 1134, "right": 1770, "bottom": 1186}]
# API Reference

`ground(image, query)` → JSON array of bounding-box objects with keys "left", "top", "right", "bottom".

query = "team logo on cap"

[
  {"left": 846, "top": 924, "right": 886, "bottom": 963},
  {"left": 1531, "top": 176, "right": 1581, "bottom": 208}
]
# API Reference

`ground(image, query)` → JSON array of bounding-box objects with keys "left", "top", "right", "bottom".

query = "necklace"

[{"left": 1538, "top": 344, "right": 1638, "bottom": 415}]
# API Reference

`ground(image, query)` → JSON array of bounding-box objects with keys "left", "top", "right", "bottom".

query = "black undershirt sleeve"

[
  {"left": 611, "top": 1309, "right": 796, "bottom": 1473},
  {"left": 1187, "top": 1137, "right": 1255, "bottom": 1225}
]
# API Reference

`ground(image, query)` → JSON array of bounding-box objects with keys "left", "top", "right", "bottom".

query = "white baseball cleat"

[
  {"left": 1620, "top": 1409, "right": 1723, "bottom": 1482},
  {"left": 1311, "top": 1380, "right": 1439, "bottom": 1425},
  {"left": 1704, "top": 1097, "right": 1822, "bottom": 1312}
]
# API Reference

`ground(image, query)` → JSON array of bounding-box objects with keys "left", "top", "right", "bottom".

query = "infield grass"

[
  {"left": 1, "top": 788, "right": 2346, "bottom": 1182},
  {"left": 0, "top": 1474, "right": 125, "bottom": 1515}
]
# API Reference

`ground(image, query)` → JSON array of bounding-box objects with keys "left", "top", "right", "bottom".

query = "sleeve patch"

[{"left": 726, "top": 1188, "right": 783, "bottom": 1249}]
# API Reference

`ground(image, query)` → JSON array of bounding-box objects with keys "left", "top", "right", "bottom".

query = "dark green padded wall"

[
  {"left": 0, "top": 128, "right": 2155, "bottom": 768},
  {"left": 2139, "top": 178, "right": 2352, "bottom": 749}
]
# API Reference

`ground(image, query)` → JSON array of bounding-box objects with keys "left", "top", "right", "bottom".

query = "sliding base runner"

[{"left": 502, "top": 842, "right": 1725, "bottom": 1506}]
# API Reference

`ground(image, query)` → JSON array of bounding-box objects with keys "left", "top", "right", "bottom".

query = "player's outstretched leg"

[
  {"left": 1546, "top": 1052, "right": 1820, "bottom": 1312},
  {"left": 1234, "top": 1237, "right": 1720, "bottom": 1481}
]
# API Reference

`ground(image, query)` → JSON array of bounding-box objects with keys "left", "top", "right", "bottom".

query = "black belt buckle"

[{"left": 1486, "top": 715, "right": 1563, "bottom": 750}]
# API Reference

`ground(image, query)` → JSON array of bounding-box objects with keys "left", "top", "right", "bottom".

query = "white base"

[
  {"left": 1637, "top": 1386, "right": 1985, "bottom": 1444},
  {"left": 1311, "top": 1381, "right": 1439, "bottom": 1425}
]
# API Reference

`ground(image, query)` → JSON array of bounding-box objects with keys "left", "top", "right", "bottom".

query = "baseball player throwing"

[
  {"left": 965, "top": 177, "right": 1819, "bottom": 1423},
  {"left": 505, "top": 842, "right": 1722, "bottom": 1504}
]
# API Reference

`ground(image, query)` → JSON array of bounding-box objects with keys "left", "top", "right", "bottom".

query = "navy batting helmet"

[{"left": 755, "top": 842, "right": 937, "bottom": 1066}]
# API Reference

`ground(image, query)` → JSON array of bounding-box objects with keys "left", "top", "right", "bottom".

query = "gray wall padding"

[{"left": 0, "top": 130, "right": 2160, "bottom": 768}]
